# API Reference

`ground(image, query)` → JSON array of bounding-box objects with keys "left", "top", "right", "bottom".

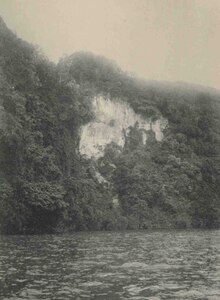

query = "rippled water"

[{"left": 0, "top": 230, "right": 220, "bottom": 299}]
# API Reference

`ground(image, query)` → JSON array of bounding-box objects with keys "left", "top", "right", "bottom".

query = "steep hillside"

[
  {"left": 0, "top": 18, "right": 114, "bottom": 234},
  {"left": 1, "top": 19, "right": 220, "bottom": 233},
  {"left": 59, "top": 52, "right": 220, "bottom": 229}
]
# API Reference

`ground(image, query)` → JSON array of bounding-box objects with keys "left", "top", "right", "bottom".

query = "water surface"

[{"left": 0, "top": 230, "right": 220, "bottom": 299}]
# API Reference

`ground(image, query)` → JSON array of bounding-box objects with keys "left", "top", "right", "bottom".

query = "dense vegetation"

[
  {"left": 0, "top": 18, "right": 220, "bottom": 234},
  {"left": 59, "top": 52, "right": 220, "bottom": 229},
  {"left": 0, "top": 18, "right": 114, "bottom": 233}
]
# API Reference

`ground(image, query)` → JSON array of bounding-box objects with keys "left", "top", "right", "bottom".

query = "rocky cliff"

[{"left": 79, "top": 95, "right": 167, "bottom": 158}]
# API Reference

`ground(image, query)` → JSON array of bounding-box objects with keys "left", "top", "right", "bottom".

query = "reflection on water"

[{"left": 0, "top": 230, "right": 220, "bottom": 299}]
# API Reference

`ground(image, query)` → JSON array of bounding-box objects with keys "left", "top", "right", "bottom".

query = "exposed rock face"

[{"left": 79, "top": 95, "right": 167, "bottom": 158}]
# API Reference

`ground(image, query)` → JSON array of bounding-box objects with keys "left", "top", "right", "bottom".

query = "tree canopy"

[{"left": 1, "top": 18, "right": 220, "bottom": 233}]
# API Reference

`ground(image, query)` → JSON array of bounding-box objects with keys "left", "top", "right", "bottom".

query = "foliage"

[
  {"left": 0, "top": 18, "right": 220, "bottom": 233},
  {"left": 0, "top": 19, "right": 110, "bottom": 233}
]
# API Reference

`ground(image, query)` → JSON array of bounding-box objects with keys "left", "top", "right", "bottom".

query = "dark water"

[{"left": 0, "top": 230, "right": 220, "bottom": 300}]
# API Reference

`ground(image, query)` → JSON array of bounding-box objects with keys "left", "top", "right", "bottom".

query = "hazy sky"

[{"left": 0, "top": 0, "right": 219, "bottom": 89}]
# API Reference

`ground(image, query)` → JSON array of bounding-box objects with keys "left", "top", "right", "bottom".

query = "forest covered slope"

[{"left": 1, "top": 17, "right": 220, "bottom": 234}]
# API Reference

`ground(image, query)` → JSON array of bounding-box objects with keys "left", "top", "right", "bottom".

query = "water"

[{"left": 0, "top": 230, "right": 220, "bottom": 300}]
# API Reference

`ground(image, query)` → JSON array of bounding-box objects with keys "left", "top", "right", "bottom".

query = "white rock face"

[{"left": 79, "top": 96, "right": 167, "bottom": 158}]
